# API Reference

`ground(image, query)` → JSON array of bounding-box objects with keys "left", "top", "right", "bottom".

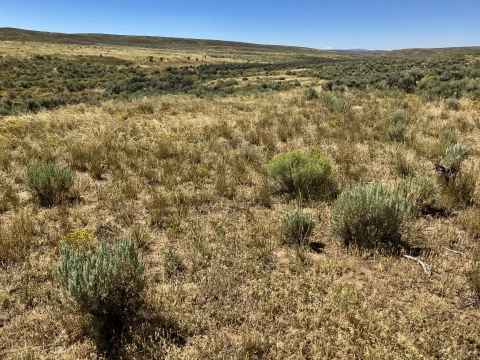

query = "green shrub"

[
  {"left": 331, "top": 182, "right": 413, "bottom": 252},
  {"left": 281, "top": 207, "right": 314, "bottom": 245},
  {"left": 303, "top": 87, "right": 319, "bottom": 100},
  {"left": 321, "top": 94, "right": 351, "bottom": 113},
  {"left": 411, "top": 177, "right": 438, "bottom": 212},
  {"left": 435, "top": 143, "right": 475, "bottom": 208},
  {"left": 58, "top": 238, "right": 146, "bottom": 346},
  {"left": 386, "top": 120, "right": 407, "bottom": 142},
  {"left": 267, "top": 150, "right": 336, "bottom": 199},
  {"left": 25, "top": 161, "right": 75, "bottom": 207},
  {"left": 444, "top": 97, "right": 461, "bottom": 111},
  {"left": 443, "top": 142, "right": 470, "bottom": 169},
  {"left": 394, "top": 177, "right": 438, "bottom": 214},
  {"left": 322, "top": 81, "right": 334, "bottom": 91},
  {"left": 440, "top": 129, "right": 459, "bottom": 148},
  {"left": 434, "top": 142, "right": 470, "bottom": 184}
]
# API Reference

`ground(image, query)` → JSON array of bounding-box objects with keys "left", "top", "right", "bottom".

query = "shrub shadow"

[
  {"left": 309, "top": 241, "right": 326, "bottom": 253},
  {"left": 97, "top": 302, "right": 187, "bottom": 359}
]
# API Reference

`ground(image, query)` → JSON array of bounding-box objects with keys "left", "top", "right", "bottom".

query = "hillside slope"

[{"left": 0, "top": 27, "right": 326, "bottom": 55}]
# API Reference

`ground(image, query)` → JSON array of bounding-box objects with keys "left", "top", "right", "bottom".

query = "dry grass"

[
  {"left": 1, "top": 47, "right": 480, "bottom": 359},
  {"left": 0, "top": 40, "right": 244, "bottom": 69}
]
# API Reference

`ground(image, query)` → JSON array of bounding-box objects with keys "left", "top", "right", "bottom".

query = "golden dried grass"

[{"left": 0, "top": 66, "right": 480, "bottom": 359}]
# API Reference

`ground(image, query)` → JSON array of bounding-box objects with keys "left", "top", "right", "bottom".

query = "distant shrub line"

[{"left": 2, "top": 52, "right": 479, "bottom": 116}]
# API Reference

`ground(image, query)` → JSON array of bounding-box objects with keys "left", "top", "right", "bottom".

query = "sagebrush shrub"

[
  {"left": 321, "top": 94, "right": 351, "bottom": 113},
  {"left": 394, "top": 177, "right": 438, "bottom": 214},
  {"left": 386, "top": 120, "right": 407, "bottom": 142},
  {"left": 303, "top": 87, "right": 319, "bottom": 100},
  {"left": 330, "top": 182, "right": 413, "bottom": 252},
  {"left": 281, "top": 207, "right": 314, "bottom": 245},
  {"left": 25, "top": 161, "right": 75, "bottom": 206},
  {"left": 267, "top": 149, "right": 336, "bottom": 199},
  {"left": 444, "top": 97, "right": 461, "bottom": 111},
  {"left": 443, "top": 142, "right": 470, "bottom": 169},
  {"left": 436, "top": 143, "right": 475, "bottom": 208},
  {"left": 58, "top": 238, "right": 146, "bottom": 345}
]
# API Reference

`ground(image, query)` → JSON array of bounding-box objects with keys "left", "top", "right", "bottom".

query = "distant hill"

[
  {"left": 0, "top": 27, "right": 329, "bottom": 56},
  {"left": 388, "top": 46, "right": 480, "bottom": 57},
  {"left": 1, "top": 28, "right": 479, "bottom": 58},
  {"left": 331, "top": 48, "right": 374, "bottom": 53}
]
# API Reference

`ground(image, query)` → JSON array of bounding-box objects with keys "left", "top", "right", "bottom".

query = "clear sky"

[{"left": 0, "top": 0, "right": 479, "bottom": 50}]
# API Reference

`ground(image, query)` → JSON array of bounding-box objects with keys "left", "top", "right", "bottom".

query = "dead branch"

[
  {"left": 443, "top": 247, "right": 466, "bottom": 257},
  {"left": 403, "top": 254, "right": 431, "bottom": 276}
]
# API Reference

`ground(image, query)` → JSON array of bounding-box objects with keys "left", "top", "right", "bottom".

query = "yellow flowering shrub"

[
  {"left": 56, "top": 230, "right": 97, "bottom": 253},
  {"left": 195, "top": 167, "right": 208, "bottom": 177}
]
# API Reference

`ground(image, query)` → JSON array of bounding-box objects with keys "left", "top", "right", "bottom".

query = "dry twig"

[
  {"left": 403, "top": 254, "right": 431, "bottom": 276},
  {"left": 443, "top": 247, "right": 466, "bottom": 257}
]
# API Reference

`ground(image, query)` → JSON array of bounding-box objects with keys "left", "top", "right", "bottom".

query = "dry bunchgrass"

[
  {"left": 1, "top": 56, "right": 480, "bottom": 359},
  {"left": 0, "top": 40, "right": 244, "bottom": 69}
]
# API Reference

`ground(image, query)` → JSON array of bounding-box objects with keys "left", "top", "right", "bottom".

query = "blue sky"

[{"left": 0, "top": 0, "right": 479, "bottom": 50}]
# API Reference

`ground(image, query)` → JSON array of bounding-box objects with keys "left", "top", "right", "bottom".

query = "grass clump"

[
  {"left": 58, "top": 238, "right": 146, "bottom": 351},
  {"left": 281, "top": 207, "right": 314, "bottom": 246},
  {"left": 459, "top": 207, "right": 480, "bottom": 238},
  {"left": 435, "top": 142, "right": 476, "bottom": 208},
  {"left": 441, "top": 169, "right": 477, "bottom": 208},
  {"left": 467, "top": 247, "right": 480, "bottom": 302},
  {"left": 25, "top": 161, "right": 75, "bottom": 207},
  {"left": 0, "top": 211, "right": 34, "bottom": 264},
  {"left": 164, "top": 247, "right": 185, "bottom": 278},
  {"left": 330, "top": 182, "right": 413, "bottom": 252},
  {"left": 267, "top": 149, "right": 335, "bottom": 199},
  {"left": 0, "top": 181, "right": 20, "bottom": 212}
]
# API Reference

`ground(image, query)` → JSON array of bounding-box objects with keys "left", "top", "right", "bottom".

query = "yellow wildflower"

[{"left": 57, "top": 230, "right": 97, "bottom": 252}]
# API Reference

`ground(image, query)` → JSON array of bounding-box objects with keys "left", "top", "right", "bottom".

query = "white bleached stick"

[
  {"left": 442, "top": 247, "right": 466, "bottom": 257},
  {"left": 403, "top": 254, "right": 431, "bottom": 276}
]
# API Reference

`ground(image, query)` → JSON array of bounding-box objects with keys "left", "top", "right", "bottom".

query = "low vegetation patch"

[
  {"left": 281, "top": 207, "right": 314, "bottom": 246},
  {"left": 303, "top": 87, "right": 318, "bottom": 100},
  {"left": 468, "top": 246, "right": 480, "bottom": 302},
  {"left": 1, "top": 39, "right": 480, "bottom": 359},
  {"left": 58, "top": 238, "right": 146, "bottom": 353},
  {"left": 330, "top": 182, "right": 414, "bottom": 252},
  {"left": 25, "top": 161, "right": 75, "bottom": 207},
  {"left": 267, "top": 149, "right": 336, "bottom": 199}
]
